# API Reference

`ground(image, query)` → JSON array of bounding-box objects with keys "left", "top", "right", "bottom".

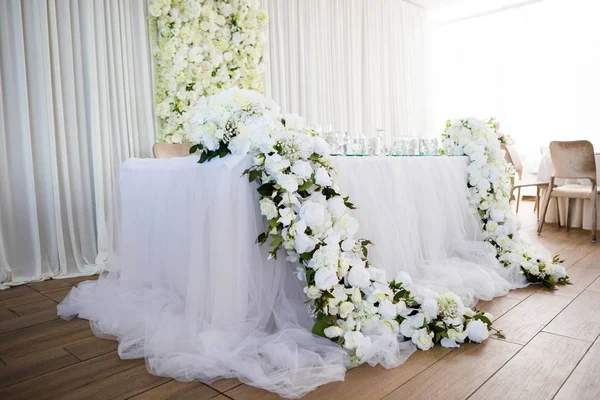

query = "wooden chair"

[
  {"left": 152, "top": 144, "right": 194, "bottom": 159},
  {"left": 502, "top": 144, "right": 548, "bottom": 218},
  {"left": 537, "top": 140, "right": 598, "bottom": 242}
]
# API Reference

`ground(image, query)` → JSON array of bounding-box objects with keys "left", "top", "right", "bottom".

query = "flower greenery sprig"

[
  {"left": 441, "top": 118, "right": 570, "bottom": 289},
  {"left": 149, "top": 0, "right": 267, "bottom": 144},
  {"left": 187, "top": 89, "right": 497, "bottom": 362}
]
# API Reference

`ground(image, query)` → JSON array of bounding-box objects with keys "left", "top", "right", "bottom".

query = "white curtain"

[
  {"left": 261, "top": 0, "right": 433, "bottom": 138},
  {"left": 432, "top": 0, "right": 600, "bottom": 172},
  {"left": 0, "top": 0, "right": 155, "bottom": 287}
]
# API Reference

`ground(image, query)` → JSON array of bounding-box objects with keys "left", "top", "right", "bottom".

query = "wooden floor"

[{"left": 1, "top": 200, "right": 599, "bottom": 400}]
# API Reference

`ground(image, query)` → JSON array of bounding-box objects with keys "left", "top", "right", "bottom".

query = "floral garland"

[
  {"left": 149, "top": 0, "right": 267, "bottom": 144},
  {"left": 441, "top": 118, "right": 569, "bottom": 288},
  {"left": 187, "top": 89, "right": 497, "bottom": 361}
]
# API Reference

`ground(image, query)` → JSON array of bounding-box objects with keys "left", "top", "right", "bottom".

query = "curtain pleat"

[
  {"left": 261, "top": 0, "right": 432, "bottom": 138},
  {"left": 0, "top": 0, "right": 155, "bottom": 287}
]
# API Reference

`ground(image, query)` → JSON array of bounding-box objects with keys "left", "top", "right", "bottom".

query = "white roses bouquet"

[
  {"left": 150, "top": 0, "right": 267, "bottom": 144},
  {"left": 188, "top": 89, "right": 496, "bottom": 362},
  {"left": 442, "top": 118, "right": 569, "bottom": 288}
]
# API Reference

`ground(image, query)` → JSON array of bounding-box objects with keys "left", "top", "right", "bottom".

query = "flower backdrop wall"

[{"left": 149, "top": 0, "right": 267, "bottom": 144}]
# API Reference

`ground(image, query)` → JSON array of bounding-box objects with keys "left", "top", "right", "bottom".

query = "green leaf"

[
  {"left": 256, "top": 232, "right": 268, "bottom": 245},
  {"left": 249, "top": 169, "right": 261, "bottom": 183},
  {"left": 257, "top": 182, "right": 275, "bottom": 196},
  {"left": 218, "top": 143, "right": 230, "bottom": 158},
  {"left": 189, "top": 144, "right": 198, "bottom": 154},
  {"left": 269, "top": 235, "right": 283, "bottom": 248},
  {"left": 298, "top": 180, "right": 312, "bottom": 191},
  {"left": 473, "top": 314, "right": 493, "bottom": 329},
  {"left": 199, "top": 151, "right": 210, "bottom": 163},
  {"left": 311, "top": 314, "right": 335, "bottom": 337}
]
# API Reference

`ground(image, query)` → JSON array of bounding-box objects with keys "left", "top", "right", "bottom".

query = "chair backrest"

[
  {"left": 153, "top": 144, "right": 194, "bottom": 159},
  {"left": 549, "top": 140, "right": 597, "bottom": 184},
  {"left": 501, "top": 144, "right": 523, "bottom": 178}
]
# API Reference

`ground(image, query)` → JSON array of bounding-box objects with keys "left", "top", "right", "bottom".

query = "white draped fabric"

[
  {"left": 261, "top": 0, "right": 433, "bottom": 139},
  {"left": 0, "top": 0, "right": 155, "bottom": 287},
  {"left": 58, "top": 155, "right": 525, "bottom": 398}
]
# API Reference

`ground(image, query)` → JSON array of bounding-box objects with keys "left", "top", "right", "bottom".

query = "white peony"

[
  {"left": 368, "top": 267, "right": 386, "bottom": 283},
  {"left": 265, "top": 154, "right": 290, "bottom": 175},
  {"left": 313, "top": 137, "right": 330, "bottom": 156},
  {"left": 441, "top": 337, "right": 460, "bottom": 348},
  {"left": 489, "top": 208, "right": 505, "bottom": 222},
  {"left": 294, "top": 232, "right": 318, "bottom": 254},
  {"left": 378, "top": 299, "right": 397, "bottom": 319},
  {"left": 327, "top": 196, "right": 347, "bottom": 219},
  {"left": 421, "top": 297, "right": 439, "bottom": 320},
  {"left": 275, "top": 173, "right": 299, "bottom": 193},
  {"left": 335, "top": 214, "right": 359, "bottom": 238},
  {"left": 466, "top": 319, "right": 490, "bottom": 343},
  {"left": 259, "top": 198, "right": 278, "bottom": 220}
]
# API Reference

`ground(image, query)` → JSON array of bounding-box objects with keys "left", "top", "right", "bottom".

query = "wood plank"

[
  {"left": 476, "top": 296, "right": 521, "bottom": 320},
  {"left": 572, "top": 247, "right": 600, "bottom": 270},
  {"left": 55, "top": 364, "right": 170, "bottom": 400},
  {"left": 64, "top": 336, "right": 119, "bottom": 361},
  {"left": 129, "top": 380, "right": 218, "bottom": 400},
  {"left": 210, "top": 378, "right": 243, "bottom": 392},
  {"left": 226, "top": 383, "right": 280, "bottom": 400},
  {"left": 0, "top": 318, "right": 92, "bottom": 358},
  {"left": 0, "top": 309, "right": 18, "bottom": 322},
  {"left": 42, "top": 287, "right": 73, "bottom": 302},
  {"left": 0, "top": 286, "right": 37, "bottom": 301},
  {"left": 504, "top": 285, "right": 539, "bottom": 301},
  {"left": 470, "top": 332, "right": 590, "bottom": 400},
  {"left": 302, "top": 345, "right": 451, "bottom": 400},
  {"left": 0, "top": 291, "right": 47, "bottom": 310},
  {"left": 62, "top": 274, "right": 99, "bottom": 286},
  {"left": 9, "top": 298, "right": 57, "bottom": 316},
  {"left": 492, "top": 293, "right": 571, "bottom": 344},
  {"left": 587, "top": 276, "right": 600, "bottom": 293},
  {"left": 27, "top": 279, "right": 73, "bottom": 294},
  {"left": 0, "top": 352, "right": 142, "bottom": 400},
  {"left": 536, "top": 266, "right": 600, "bottom": 298},
  {"left": 381, "top": 339, "right": 521, "bottom": 400},
  {"left": 544, "top": 290, "right": 600, "bottom": 342},
  {"left": 0, "top": 308, "right": 59, "bottom": 335},
  {"left": 555, "top": 337, "right": 600, "bottom": 400},
  {"left": 0, "top": 347, "right": 80, "bottom": 388}
]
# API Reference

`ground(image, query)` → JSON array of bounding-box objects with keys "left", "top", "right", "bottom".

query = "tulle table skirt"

[{"left": 58, "top": 155, "right": 525, "bottom": 398}]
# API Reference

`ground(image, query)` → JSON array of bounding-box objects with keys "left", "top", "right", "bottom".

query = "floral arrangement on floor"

[
  {"left": 186, "top": 89, "right": 497, "bottom": 361},
  {"left": 149, "top": 0, "right": 267, "bottom": 144},
  {"left": 441, "top": 118, "right": 569, "bottom": 288}
]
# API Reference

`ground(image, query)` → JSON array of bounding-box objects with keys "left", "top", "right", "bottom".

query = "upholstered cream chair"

[
  {"left": 502, "top": 144, "right": 548, "bottom": 217},
  {"left": 537, "top": 140, "right": 598, "bottom": 242},
  {"left": 153, "top": 144, "right": 195, "bottom": 159}
]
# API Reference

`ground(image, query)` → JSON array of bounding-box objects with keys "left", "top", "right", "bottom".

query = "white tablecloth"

[
  {"left": 537, "top": 153, "right": 600, "bottom": 229},
  {"left": 58, "top": 155, "right": 524, "bottom": 398}
]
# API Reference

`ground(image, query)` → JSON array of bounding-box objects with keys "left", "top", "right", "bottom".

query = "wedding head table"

[{"left": 58, "top": 154, "right": 525, "bottom": 397}]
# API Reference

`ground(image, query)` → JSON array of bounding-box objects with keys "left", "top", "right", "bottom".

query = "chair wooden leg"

[
  {"left": 555, "top": 197, "right": 561, "bottom": 228},
  {"left": 592, "top": 186, "right": 597, "bottom": 242},
  {"left": 516, "top": 187, "right": 522, "bottom": 214},
  {"left": 566, "top": 198, "right": 573, "bottom": 230},
  {"left": 535, "top": 186, "right": 541, "bottom": 220},
  {"left": 538, "top": 186, "right": 553, "bottom": 235}
]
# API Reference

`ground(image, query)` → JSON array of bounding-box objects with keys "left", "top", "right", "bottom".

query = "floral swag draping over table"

[
  {"left": 58, "top": 89, "right": 570, "bottom": 398},
  {"left": 185, "top": 89, "right": 568, "bottom": 355}
]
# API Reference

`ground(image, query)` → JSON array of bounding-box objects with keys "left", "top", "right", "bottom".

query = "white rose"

[
  {"left": 335, "top": 214, "right": 359, "bottom": 238},
  {"left": 313, "top": 137, "right": 330, "bottom": 156},
  {"left": 421, "top": 297, "right": 439, "bottom": 320},
  {"left": 466, "top": 319, "right": 490, "bottom": 343},
  {"left": 341, "top": 238, "right": 355, "bottom": 252},
  {"left": 149, "top": 4, "right": 162, "bottom": 17},
  {"left": 276, "top": 173, "right": 299, "bottom": 193},
  {"left": 327, "top": 197, "right": 347, "bottom": 219},
  {"left": 291, "top": 160, "right": 313, "bottom": 180},
  {"left": 259, "top": 198, "right": 278, "bottom": 220},
  {"left": 314, "top": 167, "right": 332, "bottom": 187},
  {"left": 412, "top": 328, "right": 434, "bottom": 350},
  {"left": 378, "top": 299, "right": 397, "bottom": 319},
  {"left": 324, "top": 326, "right": 344, "bottom": 339},
  {"left": 304, "top": 285, "right": 321, "bottom": 299},
  {"left": 315, "top": 268, "right": 339, "bottom": 290},
  {"left": 347, "top": 265, "right": 371, "bottom": 288},
  {"left": 300, "top": 202, "right": 325, "bottom": 228},
  {"left": 486, "top": 221, "right": 498, "bottom": 234},
  {"left": 339, "top": 302, "right": 355, "bottom": 318},
  {"left": 489, "top": 208, "right": 505, "bottom": 222}
]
